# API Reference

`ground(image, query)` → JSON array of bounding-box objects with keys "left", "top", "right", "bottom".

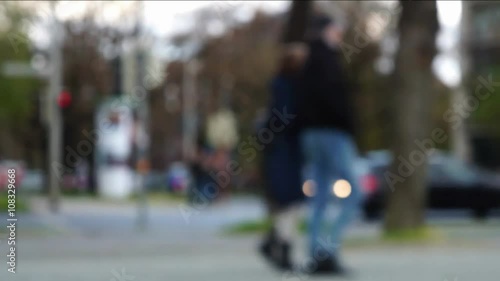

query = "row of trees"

[
  {"left": 283, "top": 0, "right": 440, "bottom": 233},
  {"left": 0, "top": 1, "right": 141, "bottom": 193},
  {"left": 0, "top": 3, "right": 41, "bottom": 163},
  {"left": 150, "top": 0, "right": 445, "bottom": 232},
  {"left": 0, "top": 0, "right": 473, "bottom": 233}
]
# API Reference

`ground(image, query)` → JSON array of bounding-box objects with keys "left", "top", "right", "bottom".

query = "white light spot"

[{"left": 333, "top": 179, "right": 351, "bottom": 199}]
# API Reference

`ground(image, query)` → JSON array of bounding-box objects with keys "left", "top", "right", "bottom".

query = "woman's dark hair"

[{"left": 277, "top": 43, "right": 308, "bottom": 77}]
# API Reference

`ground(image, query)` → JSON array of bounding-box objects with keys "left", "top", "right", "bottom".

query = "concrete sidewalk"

[
  {"left": 3, "top": 234, "right": 500, "bottom": 281},
  {"left": 1, "top": 196, "right": 499, "bottom": 281}
]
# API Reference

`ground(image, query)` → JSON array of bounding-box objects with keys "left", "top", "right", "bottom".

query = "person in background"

[
  {"left": 187, "top": 134, "right": 213, "bottom": 205},
  {"left": 259, "top": 43, "right": 308, "bottom": 270},
  {"left": 298, "top": 14, "right": 362, "bottom": 275}
]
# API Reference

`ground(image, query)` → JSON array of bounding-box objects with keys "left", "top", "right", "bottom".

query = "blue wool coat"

[{"left": 262, "top": 75, "right": 305, "bottom": 207}]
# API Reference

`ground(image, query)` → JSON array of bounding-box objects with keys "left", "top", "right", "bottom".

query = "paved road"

[{"left": 0, "top": 196, "right": 499, "bottom": 281}]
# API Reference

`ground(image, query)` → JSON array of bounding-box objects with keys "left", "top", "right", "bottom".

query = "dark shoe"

[
  {"left": 259, "top": 239, "right": 273, "bottom": 262},
  {"left": 258, "top": 233, "right": 293, "bottom": 271},
  {"left": 275, "top": 242, "right": 293, "bottom": 270},
  {"left": 259, "top": 229, "right": 277, "bottom": 262},
  {"left": 306, "top": 254, "right": 350, "bottom": 276}
]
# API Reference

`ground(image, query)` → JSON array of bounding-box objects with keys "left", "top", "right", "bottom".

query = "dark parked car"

[{"left": 363, "top": 150, "right": 500, "bottom": 220}]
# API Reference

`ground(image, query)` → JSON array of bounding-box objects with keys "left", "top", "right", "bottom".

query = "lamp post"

[{"left": 182, "top": 59, "right": 201, "bottom": 162}]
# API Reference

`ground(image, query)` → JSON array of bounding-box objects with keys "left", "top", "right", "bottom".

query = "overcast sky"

[
  {"left": 135, "top": 1, "right": 464, "bottom": 87},
  {"left": 435, "top": 0, "right": 462, "bottom": 87},
  {"left": 143, "top": 1, "right": 289, "bottom": 37},
  {"left": 27, "top": 1, "right": 463, "bottom": 87}
]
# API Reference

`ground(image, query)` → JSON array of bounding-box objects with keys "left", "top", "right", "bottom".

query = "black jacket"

[{"left": 298, "top": 39, "right": 355, "bottom": 135}]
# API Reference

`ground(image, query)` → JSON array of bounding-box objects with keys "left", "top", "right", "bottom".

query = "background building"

[{"left": 467, "top": 1, "right": 500, "bottom": 169}]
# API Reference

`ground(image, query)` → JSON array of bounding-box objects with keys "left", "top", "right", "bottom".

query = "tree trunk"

[
  {"left": 384, "top": 0, "right": 439, "bottom": 232},
  {"left": 283, "top": 0, "right": 312, "bottom": 43}
]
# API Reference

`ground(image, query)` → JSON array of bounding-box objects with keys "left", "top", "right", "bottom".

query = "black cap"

[{"left": 310, "top": 14, "right": 333, "bottom": 34}]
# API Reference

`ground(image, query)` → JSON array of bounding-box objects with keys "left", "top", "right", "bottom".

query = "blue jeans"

[{"left": 301, "top": 129, "right": 363, "bottom": 258}]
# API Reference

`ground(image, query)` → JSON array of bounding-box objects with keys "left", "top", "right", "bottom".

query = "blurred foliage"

[
  {"left": 0, "top": 2, "right": 41, "bottom": 160},
  {"left": 156, "top": 2, "right": 457, "bottom": 174},
  {"left": 129, "top": 191, "right": 187, "bottom": 204},
  {"left": 158, "top": 9, "right": 282, "bottom": 171},
  {"left": 336, "top": 1, "right": 452, "bottom": 153},
  {"left": 0, "top": 4, "right": 37, "bottom": 121},
  {"left": 223, "top": 218, "right": 272, "bottom": 235},
  {"left": 60, "top": 13, "right": 120, "bottom": 157},
  {"left": 3, "top": 0, "right": 498, "bottom": 174},
  {"left": 470, "top": 66, "right": 500, "bottom": 131},
  {"left": 0, "top": 191, "right": 28, "bottom": 212},
  {"left": 383, "top": 226, "right": 443, "bottom": 243}
]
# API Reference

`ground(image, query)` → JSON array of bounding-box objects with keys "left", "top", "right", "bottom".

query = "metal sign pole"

[
  {"left": 135, "top": 0, "right": 149, "bottom": 230},
  {"left": 48, "top": 2, "right": 63, "bottom": 213}
]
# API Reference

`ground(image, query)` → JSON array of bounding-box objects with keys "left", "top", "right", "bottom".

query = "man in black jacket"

[{"left": 298, "top": 15, "right": 362, "bottom": 275}]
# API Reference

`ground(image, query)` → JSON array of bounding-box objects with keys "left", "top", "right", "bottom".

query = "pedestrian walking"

[
  {"left": 298, "top": 14, "right": 363, "bottom": 275},
  {"left": 259, "top": 43, "right": 308, "bottom": 270}
]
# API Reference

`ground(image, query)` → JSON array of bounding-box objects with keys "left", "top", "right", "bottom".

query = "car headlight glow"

[
  {"left": 302, "top": 180, "right": 316, "bottom": 197},
  {"left": 333, "top": 179, "right": 351, "bottom": 198}
]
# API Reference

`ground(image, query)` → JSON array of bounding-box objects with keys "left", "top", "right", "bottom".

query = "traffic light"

[{"left": 57, "top": 90, "right": 71, "bottom": 109}]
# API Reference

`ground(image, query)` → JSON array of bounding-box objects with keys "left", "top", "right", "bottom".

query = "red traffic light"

[{"left": 57, "top": 90, "right": 72, "bottom": 108}]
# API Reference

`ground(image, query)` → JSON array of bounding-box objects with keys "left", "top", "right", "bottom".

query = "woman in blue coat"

[{"left": 259, "top": 43, "right": 308, "bottom": 270}]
